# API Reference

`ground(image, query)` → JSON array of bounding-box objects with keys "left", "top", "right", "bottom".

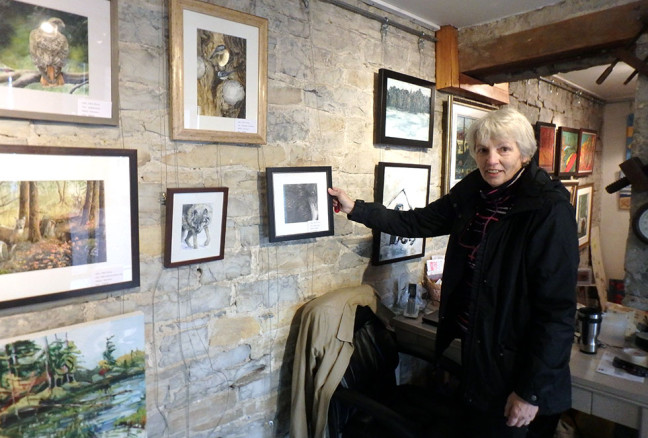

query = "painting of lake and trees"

[
  {"left": 0, "top": 312, "right": 146, "bottom": 437},
  {"left": 0, "top": 180, "right": 107, "bottom": 274}
]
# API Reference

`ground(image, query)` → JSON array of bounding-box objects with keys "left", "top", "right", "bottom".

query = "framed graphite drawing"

[
  {"left": 375, "top": 68, "right": 436, "bottom": 148},
  {"left": 0, "top": 0, "right": 119, "bottom": 125},
  {"left": 372, "top": 162, "right": 431, "bottom": 265},
  {"left": 0, "top": 312, "right": 146, "bottom": 436},
  {"left": 556, "top": 127, "right": 579, "bottom": 177},
  {"left": 266, "top": 167, "right": 334, "bottom": 243},
  {"left": 443, "top": 95, "right": 497, "bottom": 194},
  {"left": 169, "top": 0, "right": 268, "bottom": 143},
  {"left": 534, "top": 122, "right": 556, "bottom": 173},
  {"left": 164, "top": 187, "right": 228, "bottom": 268},
  {"left": 577, "top": 128, "right": 597, "bottom": 176},
  {"left": 0, "top": 145, "right": 139, "bottom": 308},
  {"left": 575, "top": 183, "right": 594, "bottom": 249},
  {"left": 561, "top": 180, "right": 578, "bottom": 207}
]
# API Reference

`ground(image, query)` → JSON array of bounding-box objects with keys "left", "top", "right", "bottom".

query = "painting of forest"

[
  {"left": 0, "top": 312, "right": 146, "bottom": 437},
  {"left": 0, "top": 180, "right": 107, "bottom": 274}
]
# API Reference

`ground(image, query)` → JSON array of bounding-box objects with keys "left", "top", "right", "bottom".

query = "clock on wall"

[{"left": 632, "top": 203, "right": 648, "bottom": 244}]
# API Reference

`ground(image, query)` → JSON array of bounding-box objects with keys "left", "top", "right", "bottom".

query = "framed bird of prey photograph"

[
  {"left": 0, "top": 0, "right": 118, "bottom": 125},
  {"left": 169, "top": 0, "right": 268, "bottom": 144}
]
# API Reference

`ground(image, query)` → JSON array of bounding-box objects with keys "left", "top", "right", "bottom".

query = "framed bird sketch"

[
  {"left": 0, "top": 0, "right": 119, "bottom": 125},
  {"left": 169, "top": 0, "right": 268, "bottom": 143},
  {"left": 575, "top": 183, "right": 594, "bottom": 249},
  {"left": 164, "top": 187, "right": 229, "bottom": 268},
  {"left": 0, "top": 145, "right": 140, "bottom": 308},
  {"left": 443, "top": 96, "right": 498, "bottom": 194},
  {"left": 372, "top": 162, "right": 431, "bottom": 265},
  {"left": 266, "top": 167, "right": 334, "bottom": 243},
  {"left": 375, "top": 68, "right": 436, "bottom": 148}
]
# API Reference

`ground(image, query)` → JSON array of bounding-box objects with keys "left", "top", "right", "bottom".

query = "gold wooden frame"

[{"left": 169, "top": 0, "right": 268, "bottom": 143}]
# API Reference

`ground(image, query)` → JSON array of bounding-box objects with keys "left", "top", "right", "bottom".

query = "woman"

[{"left": 328, "top": 107, "right": 578, "bottom": 438}]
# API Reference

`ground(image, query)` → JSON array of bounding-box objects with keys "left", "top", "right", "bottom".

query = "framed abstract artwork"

[
  {"left": 0, "top": 312, "right": 146, "bottom": 436},
  {"left": 575, "top": 183, "right": 594, "bottom": 249},
  {"left": 0, "top": 145, "right": 139, "bottom": 308},
  {"left": 266, "top": 167, "right": 334, "bottom": 242},
  {"left": 534, "top": 122, "right": 556, "bottom": 173},
  {"left": 577, "top": 129, "right": 597, "bottom": 176},
  {"left": 0, "top": 0, "right": 119, "bottom": 124},
  {"left": 169, "top": 0, "right": 268, "bottom": 143},
  {"left": 556, "top": 127, "right": 579, "bottom": 177},
  {"left": 375, "top": 68, "right": 436, "bottom": 148},
  {"left": 443, "top": 96, "right": 497, "bottom": 194},
  {"left": 372, "top": 162, "right": 431, "bottom": 265},
  {"left": 164, "top": 187, "right": 229, "bottom": 268}
]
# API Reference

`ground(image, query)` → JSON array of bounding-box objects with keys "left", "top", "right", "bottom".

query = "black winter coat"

[{"left": 349, "top": 161, "right": 579, "bottom": 415}]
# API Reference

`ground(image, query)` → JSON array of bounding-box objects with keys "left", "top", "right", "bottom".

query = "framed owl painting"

[{"left": 0, "top": 0, "right": 118, "bottom": 125}]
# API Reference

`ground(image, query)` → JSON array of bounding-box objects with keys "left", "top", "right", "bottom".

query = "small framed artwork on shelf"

[
  {"left": 443, "top": 96, "right": 497, "bottom": 193},
  {"left": 266, "top": 167, "right": 334, "bottom": 243},
  {"left": 169, "top": 0, "right": 268, "bottom": 143},
  {"left": 556, "top": 127, "right": 580, "bottom": 177},
  {"left": 164, "top": 187, "right": 229, "bottom": 268},
  {"left": 372, "top": 162, "right": 431, "bottom": 265},
  {"left": 0, "top": 145, "right": 139, "bottom": 308},
  {"left": 577, "top": 129, "right": 597, "bottom": 176},
  {"left": 375, "top": 68, "right": 436, "bottom": 148},
  {"left": 534, "top": 122, "right": 556, "bottom": 173},
  {"left": 0, "top": 0, "right": 119, "bottom": 125},
  {"left": 575, "top": 183, "right": 594, "bottom": 249}
]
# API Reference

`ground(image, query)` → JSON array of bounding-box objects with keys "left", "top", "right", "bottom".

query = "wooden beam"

[
  {"left": 436, "top": 25, "right": 510, "bottom": 105},
  {"left": 459, "top": 1, "right": 648, "bottom": 78}
]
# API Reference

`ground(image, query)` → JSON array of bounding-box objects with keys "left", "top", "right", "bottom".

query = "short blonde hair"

[{"left": 465, "top": 106, "right": 537, "bottom": 162}]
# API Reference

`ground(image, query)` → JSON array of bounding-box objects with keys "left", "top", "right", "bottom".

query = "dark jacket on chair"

[{"left": 349, "top": 161, "right": 578, "bottom": 416}]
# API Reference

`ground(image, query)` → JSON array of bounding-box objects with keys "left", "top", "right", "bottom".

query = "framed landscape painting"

[
  {"left": 576, "top": 183, "right": 594, "bottom": 249},
  {"left": 0, "top": 0, "right": 118, "bottom": 124},
  {"left": 266, "top": 167, "right": 334, "bottom": 242},
  {"left": 169, "top": 0, "right": 268, "bottom": 143},
  {"left": 164, "top": 187, "right": 228, "bottom": 268},
  {"left": 372, "top": 162, "right": 430, "bottom": 265},
  {"left": 556, "top": 127, "right": 579, "bottom": 177},
  {"left": 443, "top": 96, "right": 497, "bottom": 193},
  {"left": 0, "top": 146, "right": 140, "bottom": 308},
  {"left": 535, "top": 122, "right": 556, "bottom": 173},
  {"left": 375, "top": 68, "right": 435, "bottom": 148},
  {"left": 577, "top": 129, "right": 597, "bottom": 176},
  {"left": 0, "top": 312, "right": 146, "bottom": 437}
]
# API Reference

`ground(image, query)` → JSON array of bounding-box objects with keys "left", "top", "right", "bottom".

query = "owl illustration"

[{"left": 29, "top": 17, "right": 69, "bottom": 87}]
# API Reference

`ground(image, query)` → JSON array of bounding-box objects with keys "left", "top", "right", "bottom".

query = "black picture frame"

[
  {"left": 376, "top": 68, "right": 435, "bottom": 148},
  {"left": 556, "top": 126, "right": 580, "bottom": 178},
  {"left": 164, "top": 187, "right": 229, "bottom": 268},
  {"left": 372, "top": 162, "right": 431, "bottom": 265},
  {"left": 266, "top": 166, "right": 334, "bottom": 242},
  {"left": 0, "top": 145, "right": 139, "bottom": 308}
]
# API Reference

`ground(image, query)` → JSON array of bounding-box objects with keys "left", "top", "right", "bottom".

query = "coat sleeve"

[
  {"left": 514, "top": 199, "right": 578, "bottom": 411},
  {"left": 348, "top": 195, "right": 456, "bottom": 238}
]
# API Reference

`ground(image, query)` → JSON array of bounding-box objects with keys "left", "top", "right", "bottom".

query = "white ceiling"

[{"left": 366, "top": 0, "right": 638, "bottom": 102}]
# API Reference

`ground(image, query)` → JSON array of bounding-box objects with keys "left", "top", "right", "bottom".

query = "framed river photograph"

[
  {"left": 164, "top": 187, "right": 229, "bottom": 268},
  {"left": 372, "top": 162, "right": 431, "bottom": 265},
  {"left": 443, "top": 95, "right": 497, "bottom": 194},
  {"left": 266, "top": 167, "right": 334, "bottom": 243},
  {"left": 575, "top": 183, "right": 594, "bottom": 249},
  {"left": 0, "top": 145, "right": 140, "bottom": 308},
  {"left": 0, "top": 0, "right": 119, "bottom": 125},
  {"left": 169, "top": 0, "right": 268, "bottom": 143},
  {"left": 0, "top": 312, "right": 146, "bottom": 436},
  {"left": 375, "top": 68, "right": 435, "bottom": 148}
]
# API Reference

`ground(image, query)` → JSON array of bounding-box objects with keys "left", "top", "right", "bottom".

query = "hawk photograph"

[{"left": 0, "top": 1, "right": 89, "bottom": 93}]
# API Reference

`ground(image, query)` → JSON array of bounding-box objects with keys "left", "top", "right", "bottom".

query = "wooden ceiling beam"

[{"left": 459, "top": 1, "right": 648, "bottom": 80}]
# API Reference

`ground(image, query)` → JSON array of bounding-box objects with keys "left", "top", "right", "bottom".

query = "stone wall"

[{"left": 0, "top": 0, "right": 611, "bottom": 437}]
